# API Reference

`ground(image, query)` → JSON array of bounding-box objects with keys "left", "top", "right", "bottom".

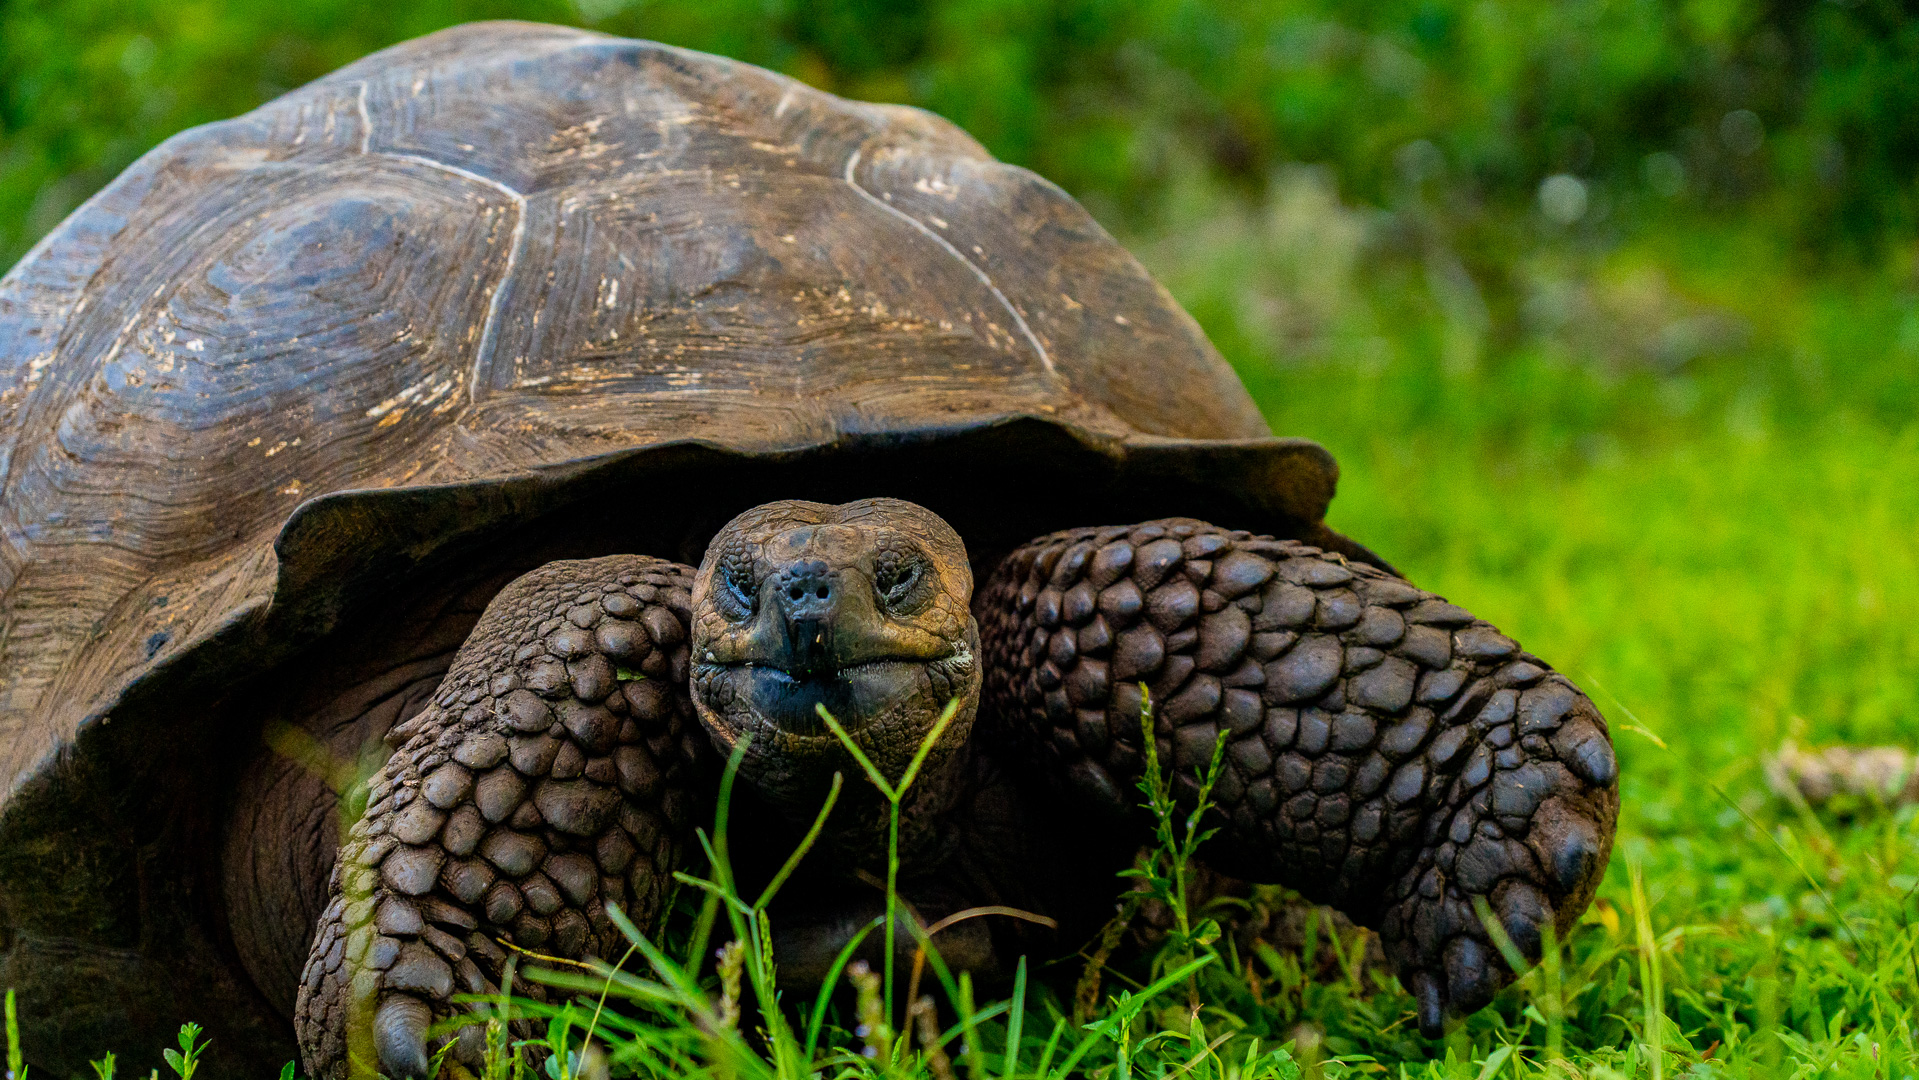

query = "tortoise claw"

[
  {"left": 1496, "top": 879, "right": 1552, "bottom": 959},
  {"left": 375, "top": 995, "right": 434, "bottom": 1080},
  {"left": 1443, "top": 935, "right": 1496, "bottom": 1016},
  {"left": 1412, "top": 970, "right": 1446, "bottom": 1038},
  {"left": 1543, "top": 808, "right": 1604, "bottom": 894}
]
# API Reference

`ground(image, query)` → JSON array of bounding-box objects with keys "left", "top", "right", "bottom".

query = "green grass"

[{"left": 1276, "top": 382, "right": 1919, "bottom": 1077}]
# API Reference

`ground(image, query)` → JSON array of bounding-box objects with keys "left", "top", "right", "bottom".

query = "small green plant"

[
  {"left": 479, "top": 960, "right": 527, "bottom": 1080},
  {"left": 486, "top": 732, "right": 852, "bottom": 1080},
  {"left": 160, "top": 1023, "right": 205, "bottom": 1080},
  {"left": 1122, "top": 687, "right": 1230, "bottom": 974}
]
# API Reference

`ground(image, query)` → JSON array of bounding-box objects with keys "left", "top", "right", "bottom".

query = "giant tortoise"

[{"left": 0, "top": 22, "right": 1618, "bottom": 1078}]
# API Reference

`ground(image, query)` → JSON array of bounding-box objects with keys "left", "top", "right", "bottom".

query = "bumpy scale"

[
  {"left": 976, "top": 519, "right": 1618, "bottom": 1034},
  {"left": 295, "top": 557, "right": 703, "bottom": 1078}
]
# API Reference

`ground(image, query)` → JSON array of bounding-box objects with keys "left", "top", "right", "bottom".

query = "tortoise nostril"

[{"left": 775, "top": 561, "right": 837, "bottom": 621}]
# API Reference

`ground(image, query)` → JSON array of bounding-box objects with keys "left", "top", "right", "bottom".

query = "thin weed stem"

[
  {"left": 817, "top": 697, "right": 961, "bottom": 1040},
  {"left": 1126, "top": 685, "right": 1228, "bottom": 1011},
  {"left": 5, "top": 990, "right": 24, "bottom": 1080}
]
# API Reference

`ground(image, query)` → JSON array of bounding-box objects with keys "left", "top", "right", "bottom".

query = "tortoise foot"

[
  {"left": 978, "top": 519, "right": 1619, "bottom": 1034},
  {"left": 294, "top": 844, "right": 489, "bottom": 1080},
  {"left": 295, "top": 556, "right": 703, "bottom": 1079},
  {"left": 1378, "top": 662, "right": 1617, "bottom": 1034}
]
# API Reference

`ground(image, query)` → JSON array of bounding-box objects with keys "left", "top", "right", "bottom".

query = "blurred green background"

[{"left": 6, "top": 0, "right": 1919, "bottom": 1069}]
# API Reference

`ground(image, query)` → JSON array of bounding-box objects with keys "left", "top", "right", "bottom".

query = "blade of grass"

[
  {"left": 803, "top": 918, "right": 883, "bottom": 1061},
  {"left": 815, "top": 704, "right": 895, "bottom": 800},
  {"left": 1161, "top": 1030, "right": 1233, "bottom": 1080},
  {"left": 1047, "top": 955, "right": 1216, "bottom": 1079},
  {"left": 894, "top": 699, "right": 962, "bottom": 794},
  {"left": 817, "top": 698, "right": 962, "bottom": 1038},
  {"left": 1630, "top": 856, "right": 1665, "bottom": 1080},
  {"left": 958, "top": 973, "right": 983, "bottom": 1080},
  {"left": 1033, "top": 1016, "right": 1065, "bottom": 1079},
  {"left": 1002, "top": 956, "right": 1027, "bottom": 1080},
  {"left": 684, "top": 738, "right": 754, "bottom": 971},
  {"left": 1473, "top": 1044, "right": 1514, "bottom": 1080},
  {"left": 5, "top": 990, "right": 25, "bottom": 1080},
  {"left": 707, "top": 737, "right": 750, "bottom": 897},
  {"left": 579, "top": 941, "right": 640, "bottom": 1065}
]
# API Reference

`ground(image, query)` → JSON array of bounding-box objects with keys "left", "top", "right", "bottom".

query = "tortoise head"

[{"left": 689, "top": 498, "right": 981, "bottom": 806}]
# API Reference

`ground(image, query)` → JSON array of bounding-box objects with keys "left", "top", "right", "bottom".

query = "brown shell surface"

[{"left": 0, "top": 22, "right": 1283, "bottom": 796}]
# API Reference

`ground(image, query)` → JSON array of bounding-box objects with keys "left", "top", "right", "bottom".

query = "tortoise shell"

[{"left": 0, "top": 22, "right": 1345, "bottom": 1069}]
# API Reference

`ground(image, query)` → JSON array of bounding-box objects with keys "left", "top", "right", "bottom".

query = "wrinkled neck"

[{"left": 724, "top": 732, "right": 979, "bottom": 887}]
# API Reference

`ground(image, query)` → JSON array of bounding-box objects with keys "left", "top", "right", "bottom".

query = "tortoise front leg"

[
  {"left": 976, "top": 520, "right": 1618, "bottom": 1036},
  {"left": 295, "top": 557, "right": 705, "bottom": 1080}
]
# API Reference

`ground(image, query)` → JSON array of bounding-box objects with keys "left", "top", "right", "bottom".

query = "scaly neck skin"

[
  {"left": 718, "top": 692, "right": 982, "bottom": 879},
  {"left": 736, "top": 728, "right": 1139, "bottom": 992},
  {"left": 732, "top": 734, "right": 1019, "bottom": 989}
]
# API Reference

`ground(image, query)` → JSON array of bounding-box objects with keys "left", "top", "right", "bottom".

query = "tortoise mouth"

[
  {"left": 689, "top": 645, "right": 981, "bottom": 815},
  {"left": 694, "top": 656, "right": 951, "bottom": 737}
]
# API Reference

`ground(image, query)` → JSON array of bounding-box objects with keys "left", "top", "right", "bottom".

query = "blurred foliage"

[{"left": 4, "top": 0, "right": 1919, "bottom": 272}]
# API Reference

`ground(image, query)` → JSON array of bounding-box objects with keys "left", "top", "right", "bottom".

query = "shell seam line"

[
  {"left": 841, "top": 147, "right": 1056, "bottom": 378},
  {"left": 356, "top": 82, "right": 372, "bottom": 155},
  {"left": 381, "top": 153, "right": 528, "bottom": 406}
]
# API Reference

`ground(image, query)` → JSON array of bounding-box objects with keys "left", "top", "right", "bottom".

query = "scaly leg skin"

[
  {"left": 977, "top": 519, "right": 1618, "bottom": 1036},
  {"left": 295, "top": 556, "right": 704, "bottom": 1080}
]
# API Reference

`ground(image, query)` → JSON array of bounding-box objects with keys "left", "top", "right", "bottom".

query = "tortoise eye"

[
  {"left": 876, "top": 558, "right": 933, "bottom": 615},
  {"left": 717, "top": 562, "right": 756, "bottom": 622}
]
